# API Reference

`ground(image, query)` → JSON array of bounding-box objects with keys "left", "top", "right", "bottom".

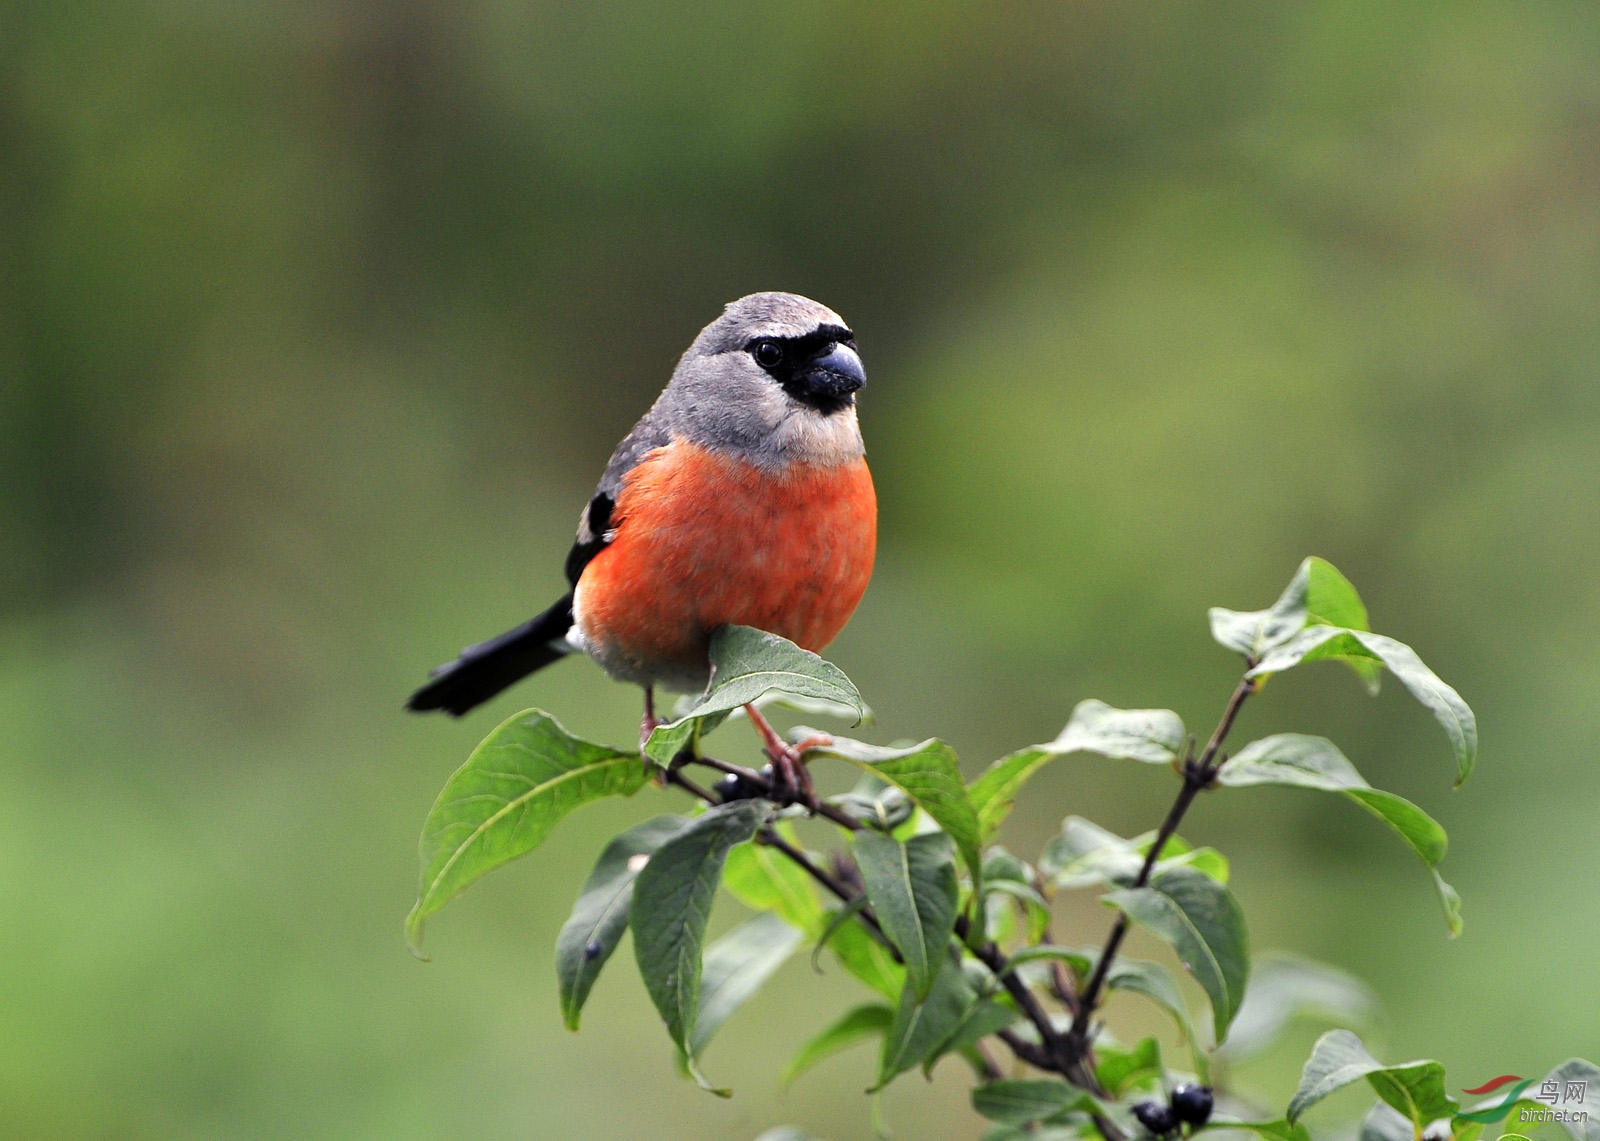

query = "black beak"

[{"left": 802, "top": 343, "right": 866, "bottom": 402}]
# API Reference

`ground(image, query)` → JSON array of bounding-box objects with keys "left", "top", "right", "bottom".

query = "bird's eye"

[{"left": 752, "top": 340, "right": 784, "bottom": 369}]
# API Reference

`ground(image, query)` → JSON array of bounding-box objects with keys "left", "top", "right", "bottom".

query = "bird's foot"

[
  {"left": 639, "top": 713, "right": 664, "bottom": 753},
  {"left": 640, "top": 686, "right": 663, "bottom": 752},
  {"left": 743, "top": 703, "right": 831, "bottom": 810}
]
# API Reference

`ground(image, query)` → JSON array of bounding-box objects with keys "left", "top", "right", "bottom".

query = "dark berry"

[
  {"left": 1169, "top": 1084, "right": 1214, "bottom": 1127},
  {"left": 1133, "top": 1101, "right": 1177, "bottom": 1136},
  {"left": 715, "top": 769, "right": 772, "bottom": 802}
]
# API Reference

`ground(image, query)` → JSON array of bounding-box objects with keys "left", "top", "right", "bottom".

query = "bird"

[{"left": 407, "top": 292, "right": 876, "bottom": 788}]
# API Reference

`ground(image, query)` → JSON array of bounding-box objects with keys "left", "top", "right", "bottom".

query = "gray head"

[{"left": 655, "top": 292, "right": 868, "bottom": 468}]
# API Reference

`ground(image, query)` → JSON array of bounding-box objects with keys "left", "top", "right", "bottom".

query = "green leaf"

[
  {"left": 980, "top": 850, "right": 1050, "bottom": 942},
  {"left": 1351, "top": 631, "right": 1475, "bottom": 788},
  {"left": 689, "top": 912, "right": 803, "bottom": 1056},
  {"left": 1174, "top": 846, "right": 1231, "bottom": 883},
  {"left": 984, "top": 879, "right": 1052, "bottom": 944},
  {"left": 642, "top": 628, "right": 863, "bottom": 766},
  {"left": 1286, "top": 1030, "right": 1388, "bottom": 1120},
  {"left": 854, "top": 830, "right": 960, "bottom": 1000},
  {"left": 1107, "top": 958, "right": 1204, "bottom": 1075},
  {"left": 1287, "top": 1030, "right": 1455, "bottom": 1128},
  {"left": 972, "top": 1079, "right": 1094, "bottom": 1126},
  {"left": 981, "top": 845, "right": 1032, "bottom": 884},
  {"left": 1209, "top": 557, "right": 1378, "bottom": 694},
  {"left": 968, "top": 747, "right": 1053, "bottom": 841},
  {"left": 683, "top": 626, "right": 864, "bottom": 724},
  {"left": 1040, "top": 817, "right": 1133, "bottom": 884},
  {"left": 808, "top": 735, "right": 983, "bottom": 885},
  {"left": 1218, "top": 734, "right": 1461, "bottom": 935},
  {"left": 924, "top": 993, "right": 1018, "bottom": 1076},
  {"left": 1220, "top": 952, "right": 1380, "bottom": 1061},
  {"left": 875, "top": 957, "right": 974, "bottom": 1090},
  {"left": 743, "top": 690, "right": 874, "bottom": 725},
  {"left": 1041, "top": 817, "right": 1225, "bottom": 890},
  {"left": 1004, "top": 944, "right": 1095, "bottom": 978},
  {"left": 1359, "top": 1101, "right": 1414, "bottom": 1141},
  {"left": 1105, "top": 866, "right": 1250, "bottom": 1044},
  {"left": 1367, "top": 1062, "right": 1458, "bottom": 1128},
  {"left": 631, "top": 799, "right": 768, "bottom": 1094},
  {"left": 1248, "top": 628, "right": 1476, "bottom": 787},
  {"left": 1304, "top": 557, "right": 1370, "bottom": 631},
  {"left": 1046, "top": 699, "right": 1186, "bottom": 765},
  {"left": 1304, "top": 558, "right": 1382, "bottom": 693},
  {"left": 826, "top": 773, "right": 914, "bottom": 831},
  {"left": 407, "top": 709, "right": 650, "bottom": 955},
  {"left": 1208, "top": 559, "right": 1314, "bottom": 659},
  {"left": 780, "top": 1003, "right": 894, "bottom": 1086},
  {"left": 556, "top": 814, "right": 690, "bottom": 1030},
  {"left": 668, "top": 689, "right": 871, "bottom": 727},
  {"left": 722, "top": 827, "right": 827, "bottom": 937},
  {"left": 811, "top": 893, "right": 870, "bottom": 971},
  {"left": 642, "top": 713, "right": 721, "bottom": 768},
  {"left": 1209, "top": 558, "right": 1386, "bottom": 693},
  {"left": 826, "top": 914, "right": 905, "bottom": 1000},
  {"left": 966, "top": 701, "right": 1188, "bottom": 841},
  {"left": 1096, "top": 1036, "right": 1163, "bottom": 1097}
]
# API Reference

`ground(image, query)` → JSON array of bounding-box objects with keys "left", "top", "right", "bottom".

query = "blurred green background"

[{"left": 3, "top": 2, "right": 1597, "bottom": 1138}]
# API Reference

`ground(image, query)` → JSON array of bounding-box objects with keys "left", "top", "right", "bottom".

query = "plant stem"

[
  {"left": 957, "top": 916, "right": 1112, "bottom": 1105},
  {"left": 756, "top": 827, "right": 899, "bottom": 958},
  {"left": 686, "top": 754, "right": 866, "bottom": 832},
  {"left": 997, "top": 1027, "right": 1055, "bottom": 1071},
  {"left": 1064, "top": 675, "right": 1254, "bottom": 1056},
  {"left": 664, "top": 768, "right": 720, "bottom": 804},
  {"left": 1198, "top": 674, "right": 1255, "bottom": 771}
]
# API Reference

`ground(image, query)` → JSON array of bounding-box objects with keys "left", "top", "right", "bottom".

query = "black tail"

[{"left": 406, "top": 593, "right": 576, "bottom": 717}]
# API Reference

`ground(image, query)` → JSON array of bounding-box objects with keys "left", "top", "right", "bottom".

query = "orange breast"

[{"left": 573, "top": 438, "right": 876, "bottom": 686}]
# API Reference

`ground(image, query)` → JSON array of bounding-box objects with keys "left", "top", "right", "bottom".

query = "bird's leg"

[
  {"left": 640, "top": 685, "right": 662, "bottom": 752},
  {"left": 742, "top": 703, "right": 830, "bottom": 808}
]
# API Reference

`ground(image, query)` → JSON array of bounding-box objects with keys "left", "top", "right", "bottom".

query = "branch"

[
  {"left": 1065, "top": 675, "right": 1254, "bottom": 1054},
  {"left": 756, "top": 826, "right": 900, "bottom": 959},
  {"left": 671, "top": 754, "right": 1124, "bottom": 1138},
  {"left": 665, "top": 766, "right": 902, "bottom": 951},
  {"left": 663, "top": 767, "right": 720, "bottom": 805},
  {"left": 997, "top": 1027, "right": 1057, "bottom": 1071},
  {"left": 686, "top": 754, "right": 867, "bottom": 832},
  {"left": 958, "top": 915, "right": 1113, "bottom": 1111},
  {"left": 753, "top": 814, "right": 1121, "bottom": 1141}
]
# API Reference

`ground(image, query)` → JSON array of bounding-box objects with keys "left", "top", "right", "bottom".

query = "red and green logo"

[
  {"left": 1458, "top": 1073, "right": 1591, "bottom": 1125},
  {"left": 1457, "top": 1076, "right": 1536, "bottom": 1123}
]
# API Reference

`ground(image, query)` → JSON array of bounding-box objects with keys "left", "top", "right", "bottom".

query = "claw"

[
  {"left": 789, "top": 733, "right": 834, "bottom": 756},
  {"left": 742, "top": 704, "right": 825, "bottom": 810}
]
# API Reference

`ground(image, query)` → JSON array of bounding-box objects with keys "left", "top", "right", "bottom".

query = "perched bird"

[{"left": 407, "top": 292, "right": 876, "bottom": 781}]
